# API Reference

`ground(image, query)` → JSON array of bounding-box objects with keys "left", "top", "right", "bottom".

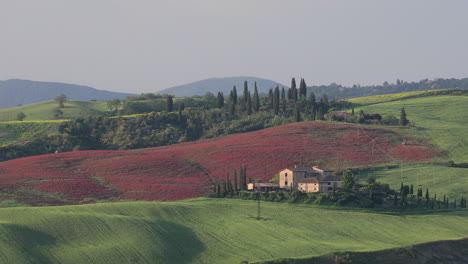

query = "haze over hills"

[
  {"left": 156, "top": 76, "right": 289, "bottom": 97},
  {"left": 0, "top": 79, "right": 134, "bottom": 109}
]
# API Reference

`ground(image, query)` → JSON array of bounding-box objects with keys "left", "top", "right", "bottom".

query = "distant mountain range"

[
  {"left": 157, "top": 77, "right": 288, "bottom": 97},
  {"left": 0, "top": 79, "right": 134, "bottom": 109}
]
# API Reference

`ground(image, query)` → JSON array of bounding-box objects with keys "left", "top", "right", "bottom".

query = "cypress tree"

[
  {"left": 166, "top": 95, "right": 173, "bottom": 112},
  {"left": 400, "top": 182, "right": 404, "bottom": 194},
  {"left": 287, "top": 88, "right": 292, "bottom": 100},
  {"left": 309, "top": 92, "right": 316, "bottom": 120},
  {"left": 281, "top": 87, "right": 286, "bottom": 114},
  {"left": 239, "top": 166, "right": 244, "bottom": 191},
  {"left": 227, "top": 173, "right": 231, "bottom": 193},
  {"left": 299, "top": 78, "right": 307, "bottom": 99},
  {"left": 425, "top": 188, "right": 430, "bottom": 203},
  {"left": 244, "top": 166, "right": 248, "bottom": 189},
  {"left": 232, "top": 86, "right": 238, "bottom": 105},
  {"left": 253, "top": 83, "right": 260, "bottom": 113},
  {"left": 233, "top": 170, "right": 238, "bottom": 192},
  {"left": 351, "top": 106, "right": 355, "bottom": 116},
  {"left": 216, "top": 92, "right": 224, "bottom": 108},
  {"left": 400, "top": 107, "right": 409, "bottom": 126},
  {"left": 223, "top": 181, "right": 227, "bottom": 196},
  {"left": 246, "top": 91, "right": 252, "bottom": 115},
  {"left": 242, "top": 81, "right": 248, "bottom": 112},
  {"left": 291, "top": 78, "right": 297, "bottom": 102},
  {"left": 273, "top": 85, "right": 280, "bottom": 115}
]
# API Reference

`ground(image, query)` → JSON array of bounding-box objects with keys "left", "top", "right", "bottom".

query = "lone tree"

[
  {"left": 55, "top": 94, "right": 67, "bottom": 108},
  {"left": 16, "top": 112, "right": 26, "bottom": 121},
  {"left": 400, "top": 107, "right": 409, "bottom": 126},
  {"left": 107, "top": 98, "right": 122, "bottom": 114}
]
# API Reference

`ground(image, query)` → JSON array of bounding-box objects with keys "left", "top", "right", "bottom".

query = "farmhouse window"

[{"left": 285, "top": 181, "right": 288, "bottom": 186}]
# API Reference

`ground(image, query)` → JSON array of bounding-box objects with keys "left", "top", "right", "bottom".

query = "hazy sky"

[{"left": 1, "top": 0, "right": 468, "bottom": 93}]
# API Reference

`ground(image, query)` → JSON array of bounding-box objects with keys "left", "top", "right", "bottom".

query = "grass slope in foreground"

[
  {"left": 356, "top": 95, "right": 468, "bottom": 199},
  {"left": 0, "top": 100, "right": 108, "bottom": 121},
  {"left": 0, "top": 199, "right": 467, "bottom": 264}
]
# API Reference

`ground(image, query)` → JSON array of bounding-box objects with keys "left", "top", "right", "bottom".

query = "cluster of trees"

[
  {"left": 386, "top": 182, "right": 467, "bottom": 209},
  {"left": 332, "top": 107, "right": 409, "bottom": 126},
  {"left": 447, "top": 160, "right": 468, "bottom": 168}
]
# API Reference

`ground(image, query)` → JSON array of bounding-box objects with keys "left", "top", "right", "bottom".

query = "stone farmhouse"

[{"left": 279, "top": 166, "right": 342, "bottom": 193}]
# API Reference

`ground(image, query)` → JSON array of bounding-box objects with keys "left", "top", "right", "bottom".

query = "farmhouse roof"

[
  {"left": 298, "top": 178, "right": 319, "bottom": 184},
  {"left": 320, "top": 176, "right": 342, "bottom": 182},
  {"left": 286, "top": 168, "right": 314, "bottom": 172}
]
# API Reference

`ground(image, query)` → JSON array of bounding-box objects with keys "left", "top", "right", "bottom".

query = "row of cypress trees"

[
  {"left": 393, "top": 183, "right": 467, "bottom": 209},
  {"left": 213, "top": 165, "right": 250, "bottom": 197}
]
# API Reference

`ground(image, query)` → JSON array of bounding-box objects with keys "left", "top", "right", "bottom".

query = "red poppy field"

[{"left": 0, "top": 121, "right": 440, "bottom": 205}]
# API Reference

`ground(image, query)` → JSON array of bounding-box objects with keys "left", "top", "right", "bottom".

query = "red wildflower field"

[{"left": 0, "top": 122, "right": 440, "bottom": 205}]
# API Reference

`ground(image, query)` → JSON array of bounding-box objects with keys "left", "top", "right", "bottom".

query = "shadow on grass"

[
  {"left": 149, "top": 220, "right": 206, "bottom": 264},
  {"left": 1, "top": 223, "right": 57, "bottom": 263}
]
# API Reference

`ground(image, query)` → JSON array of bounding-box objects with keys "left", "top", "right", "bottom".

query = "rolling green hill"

[
  {"left": 0, "top": 79, "right": 132, "bottom": 109},
  {"left": 354, "top": 95, "right": 468, "bottom": 199},
  {"left": 0, "top": 198, "right": 467, "bottom": 264},
  {"left": 347, "top": 88, "right": 467, "bottom": 106},
  {"left": 0, "top": 100, "right": 108, "bottom": 121}
]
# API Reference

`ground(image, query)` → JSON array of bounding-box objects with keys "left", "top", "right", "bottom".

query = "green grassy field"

[
  {"left": 355, "top": 95, "right": 468, "bottom": 199},
  {"left": 0, "top": 198, "right": 467, "bottom": 264},
  {"left": 347, "top": 88, "right": 467, "bottom": 106},
  {"left": 0, "top": 100, "right": 108, "bottom": 121}
]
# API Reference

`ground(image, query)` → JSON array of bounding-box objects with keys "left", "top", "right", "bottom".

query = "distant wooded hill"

[
  {"left": 0, "top": 79, "right": 134, "bottom": 109},
  {"left": 156, "top": 76, "right": 288, "bottom": 97},
  {"left": 309, "top": 77, "right": 468, "bottom": 99}
]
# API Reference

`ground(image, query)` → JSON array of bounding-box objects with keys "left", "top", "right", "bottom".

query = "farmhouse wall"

[{"left": 298, "top": 182, "right": 320, "bottom": 193}]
